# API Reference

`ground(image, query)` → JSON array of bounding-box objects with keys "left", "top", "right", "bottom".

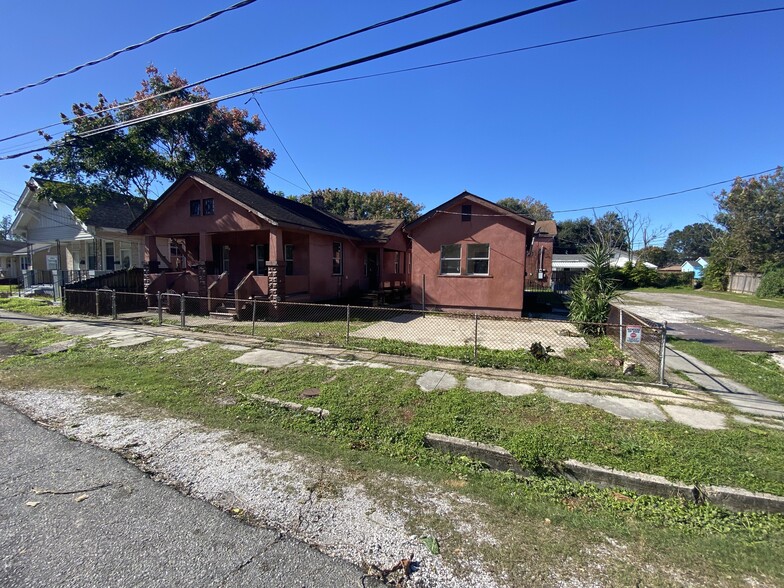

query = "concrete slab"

[
  {"left": 231, "top": 349, "right": 304, "bottom": 368},
  {"left": 36, "top": 339, "right": 79, "bottom": 355},
  {"left": 108, "top": 336, "right": 154, "bottom": 348},
  {"left": 662, "top": 405, "right": 727, "bottom": 430},
  {"left": 465, "top": 376, "right": 536, "bottom": 397},
  {"left": 308, "top": 358, "right": 391, "bottom": 370},
  {"left": 219, "top": 344, "right": 251, "bottom": 352},
  {"left": 734, "top": 415, "right": 784, "bottom": 431},
  {"left": 543, "top": 387, "right": 667, "bottom": 422},
  {"left": 417, "top": 370, "right": 458, "bottom": 392},
  {"left": 180, "top": 340, "right": 209, "bottom": 349}
]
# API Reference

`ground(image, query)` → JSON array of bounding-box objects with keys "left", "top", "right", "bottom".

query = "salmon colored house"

[
  {"left": 128, "top": 173, "right": 409, "bottom": 311},
  {"left": 524, "top": 220, "right": 557, "bottom": 288},
  {"left": 406, "top": 192, "right": 535, "bottom": 317}
]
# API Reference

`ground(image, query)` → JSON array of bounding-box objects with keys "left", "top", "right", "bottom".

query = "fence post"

[
  {"left": 111, "top": 289, "right": 117, "bottom": 320},
  {"left": 157, "top": 291, "right": 163, "bottom": 326},
  {"left": 658, "top": 324, "right": 667, "bottom": 385},
  {"left": 180, "top": 293, "right": 185, "bottom": 328},
  {"left": 619, "top": 309, "right": 624, "bottom": 352},
  {"left": 473, "top": 313, "right": 479, "bottom": 363},
  {"left": 421, "top": 275, "right": 426, "bottom": 314},
  {"left": 95, "top": 290, "right": 100, "bottom": 317},
  {"left": 346, "top": 304, "right": 351, "bottom": 346},
  {"left": 251, "top": 297, "right": 257, "bottom": 336}
]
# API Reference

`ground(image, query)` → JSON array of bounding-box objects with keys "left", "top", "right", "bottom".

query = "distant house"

[
  {"left": 127, "top": 172, "right": 409, "bottom": 306},
  {"left": 551, "top": 248, "right": 656, "bottom": 290},
  {"left": 405, "top": 192, "right": 535, "bottom": 317},
  {"left": 0, "top": 239, "right": 22, "bottom": 281},
  {"left": 681, "top": 260, "right": 703, "bottom": 279},
  {"left": 658, "top": 264, "right": 683, "bottom": 274},
  {"left": 10, "top": 178, "right": 146, "bottom": 280}
]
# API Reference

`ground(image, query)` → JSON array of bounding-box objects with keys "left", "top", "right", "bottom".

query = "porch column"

[
  {"left": 378, "top": 247, "right": 385, "bottom": 285},
  {"left": 145, "top": 236, "right": 159, "bottom": 272},
  {"left": 266, "top": 227, "right": 286, "bottom": 302},
  {"left": 198, "top": 232, "right": 213, "bottom": 263}
]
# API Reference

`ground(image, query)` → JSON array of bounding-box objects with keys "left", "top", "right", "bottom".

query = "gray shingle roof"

[{"left": 343, "top": 219, "right": 403, "bottom": 243}]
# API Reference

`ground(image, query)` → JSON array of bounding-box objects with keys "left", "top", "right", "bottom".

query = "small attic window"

[{"left": 461, "top": 204, "right": 471, "bottom": 222}]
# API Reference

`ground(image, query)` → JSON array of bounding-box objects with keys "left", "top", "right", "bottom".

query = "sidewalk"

[{"left": 2, "top": 310, "right": 783, "bottom": 430}]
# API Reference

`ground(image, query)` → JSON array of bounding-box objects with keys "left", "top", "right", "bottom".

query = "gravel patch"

[{"left": 0, "top": 388, "right": 502, "bottom": 588}]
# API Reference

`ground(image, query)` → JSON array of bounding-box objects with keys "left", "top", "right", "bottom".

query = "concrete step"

[{"left": 209, "top": 311, "right": 237, "bottom": 321}]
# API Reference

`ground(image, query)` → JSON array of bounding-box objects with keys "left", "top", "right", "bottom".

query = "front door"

[{"left": 365, "top": 251, "right": 379, "bottom": 289}]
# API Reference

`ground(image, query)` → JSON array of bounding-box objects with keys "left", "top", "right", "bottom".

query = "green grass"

[
  {"left": 2, "top": 323, "right": 784, "bottom": 583},
  {"left": 629, "top": 286, "right": 784, "bottom": 310},
  {"left": 0, "top": 296, "right": 63, "bottom": 316},
  {"left": 669, "top": 339, "right": 784, "bottom": 404}
]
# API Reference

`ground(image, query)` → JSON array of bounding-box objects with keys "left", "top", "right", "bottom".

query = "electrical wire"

[
  {"left": 0, "top": 0, "right": 464, "bottom": 145},
  {"left": 0, "top": 0, "right": 578, "bottom": 160},
  {"left": 263, "top": 6, "right": 784, "bottom": 94},
  {"left": 0, "top": 0, "right": 259, "bottom": 99},
  {"left": 550, "top": 167, "right": 781, "bottom": 214},
  {"left": 247, "top": 95, "right": 314, "bottom": 193}
]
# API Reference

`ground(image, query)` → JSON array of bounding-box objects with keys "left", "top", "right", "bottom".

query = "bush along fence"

[{"left": 63, "top": 289, "right": 668, "bottom": 384}]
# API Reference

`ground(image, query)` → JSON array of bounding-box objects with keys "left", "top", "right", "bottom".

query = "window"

[
  {"left": 394, "top": 251, "right": 400, "bottom": 274},
  {"left": 87, "top": 242, "right": 97, "bottom": 270},
  {"left": 255, "top": 244, "right": 269, "bottom": 275},
  {"left": 20, "top": 256, "right": 30, "bottom": 271},
  {"left": 202, "top": 198, "right": 215, "bottom": 216},
  {"left": 105, "top": 241, "right": 116, "bottom": 269},
  {"left": 332, "top": 242, "right": 343, "bottom": 275},
  {"left": 461, "top": 204, "right": 472, "bottom": 222},
  {"left": 119, "top": 242, "right": 132, "bottom": 269},
  {"left": 440, "top": 244, "right": 461, "bottom": 275},
  {"left": 284, "top": 244, "right": 294, "bottom": 276},
  {"left": 466, "top": 243, "right": 490, "bottom": 275},
  {"left": 190, "top": 200, "right": 201, "bottom": 216}
]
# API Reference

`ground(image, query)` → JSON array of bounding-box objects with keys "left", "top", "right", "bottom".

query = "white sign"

[
  {"left": 625, "top": 325, "right": 642, "bottom": 344},
  {"left": 46, "top": 255, "right": 59, "bottom": 270}
]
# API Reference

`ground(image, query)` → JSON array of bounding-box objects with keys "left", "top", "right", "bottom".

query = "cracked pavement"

[{"left": 0, "top": 403, "right": 377, "bottom": 588}]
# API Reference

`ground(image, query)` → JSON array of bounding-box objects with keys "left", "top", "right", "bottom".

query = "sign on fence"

[{"left": 625, "top": 325, "right": 642, "bottom": 344}]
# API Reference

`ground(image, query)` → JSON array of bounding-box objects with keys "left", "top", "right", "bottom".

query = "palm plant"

[{"left": 568, "top": 243, "right": 618, "bottom": 333}]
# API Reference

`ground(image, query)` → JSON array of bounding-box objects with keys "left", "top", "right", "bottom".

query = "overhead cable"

[
  {"left": 0, "top": 0, "right": 578, "bottom": 160},
  {"left": 0, "top": 0, "right": 259, "bottom": 99},
  {"left": 0, "top": 0, "right": 464, "bottom": 145}
]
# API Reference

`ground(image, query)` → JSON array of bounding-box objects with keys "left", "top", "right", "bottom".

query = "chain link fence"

[{"left": 66, "top": 289, "right": 667, "bottom": 383}]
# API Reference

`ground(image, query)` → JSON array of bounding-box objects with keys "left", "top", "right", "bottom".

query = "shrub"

[
  {"left": 568, "top": 243, "right": 618, "bottom": 332},
  {"left": 756, "top": 267, "right": 784, "bottom": 298}
]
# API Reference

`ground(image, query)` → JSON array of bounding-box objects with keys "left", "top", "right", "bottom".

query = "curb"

[{"left": 424, "top": 432, "right": 784, "bottom": 514}]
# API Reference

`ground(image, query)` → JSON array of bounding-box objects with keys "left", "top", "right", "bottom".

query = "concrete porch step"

[{"left": 209, "top": 311, "right": 237, "bottom": 321}]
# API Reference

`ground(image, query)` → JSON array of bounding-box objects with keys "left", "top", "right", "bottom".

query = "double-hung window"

[
  {"left": 256, "top": 244, "right": 269, "bottom": 275},
  {"left": 284, "top": 244, "right": 294, "bottom": 276},
  {"left": 440, "top": 244, "right": 461, "bottom": 275},
  {"left": 332, "top": 242, "right": 343, "bottom": 275},
  {"left": 466, "top": 243, "right": 490, "bottom": 275}
]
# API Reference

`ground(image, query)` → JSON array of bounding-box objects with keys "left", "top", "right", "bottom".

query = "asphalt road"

[
  {"left": 622, "top": 291, "right": 784, "bottom": 333},
  {"left": 0, "top": 403, "right": 374, "bottom": 588}
]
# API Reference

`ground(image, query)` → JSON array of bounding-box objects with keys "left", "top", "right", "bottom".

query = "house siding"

[{"left": 409, "top": 200, "right": 529, "bottom": 316}]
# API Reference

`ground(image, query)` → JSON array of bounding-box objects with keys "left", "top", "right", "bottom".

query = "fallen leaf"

[
  {"left": 420, "top": 535, "right": 440, "bottom": 555},
  {"left": 74, "top": 494, "right": 89, "bottom": 503},
  {"left": 611, "top": 491, "right": 633, "bottom": 503}
]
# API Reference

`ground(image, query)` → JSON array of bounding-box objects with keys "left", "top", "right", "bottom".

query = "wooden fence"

[{"left": 728, "top": 272, "right": 762, "bottom": 295}]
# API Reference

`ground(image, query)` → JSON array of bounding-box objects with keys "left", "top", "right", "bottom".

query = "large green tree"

[
  {"left": 496, "top": 196, "right": 553, "bottom": 220},
  {"left": 712, "top": 167, "right": 784, "bottom": 271},
  {"left": 555, "top": 217, "right": 595, "bottom": 254},
  {"left": 29, "top": 66, "right": 275, "bottom": 214},
  {"left": 664, "top": 222, "right": 720, "bottom": 262},
  {"left": 295, "top": 188, "right": 423, "bottom": 223}
]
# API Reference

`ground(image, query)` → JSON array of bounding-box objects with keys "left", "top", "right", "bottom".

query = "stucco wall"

[
  {"left": 524, "top": 235, "right": 554, "bottom": 285},
  {"left": 409, "top": 200, "right": 531, "bottom": 315}
]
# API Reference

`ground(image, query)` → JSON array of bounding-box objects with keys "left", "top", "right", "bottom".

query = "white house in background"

[
  {"left": 551, "top": 248, "right": 657, "bottom": 290},
  {"left": 0, "top": 239, "right": 22, "bottom": 280},
  {"left": 10, "top": 178, "right": 147, "bottom": 276}
]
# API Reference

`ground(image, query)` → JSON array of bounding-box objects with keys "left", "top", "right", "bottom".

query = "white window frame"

[
  {"left": 466, "top": 243, "right": 490, "bottom": 275},
  {"left": 440, "top": 244, "right": 461, "bottom": 275},
  {"left": 255, "top": 244, "right": 268, "bottom": 275}
]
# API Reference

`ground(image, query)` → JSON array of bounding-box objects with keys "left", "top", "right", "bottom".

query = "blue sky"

[{"left": 1, "top": 0, "right": 782, "bottom": 248}]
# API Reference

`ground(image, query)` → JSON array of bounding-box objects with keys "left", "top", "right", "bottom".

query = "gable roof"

[
  {"left": 405, "top": 191, "right": 535, "bottom": 232},
  {"left": 15, "top": 177, "right": 145, "bottom": 230},
  {"left": 343, "top": 219, "right": 403, "bottom": 243},
  {"left": 682, "top": 260, "right": 700, "bottom": 270},
  {"left": 128, "top": 172, "right": 364, "bottom": 240},
  {"left": 0, "top": 239, "right": 22, "bottom": 254}
]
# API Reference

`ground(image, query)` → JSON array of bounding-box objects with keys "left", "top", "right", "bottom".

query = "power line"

[
  {"left": 263, "top": 6, "right": 784, "bottom": 94},
  {"left": 0, "top": 0, "right": 259, "bottom": 99},
  {"left": 247, "top": 95, "right": 314, "bottom": 193},
  {"left": 550, "top": 166, "right": 781, "bottom": 214},
  {"left": 0, "top": 0, "right": 464, "bottom": 146},
  {"left": 0, "top": 0, "right": 578, "bottom": 160}
]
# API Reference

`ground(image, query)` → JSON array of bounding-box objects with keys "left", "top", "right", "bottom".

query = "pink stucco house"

[
  {"left": 128, "top": 173, "right": 409, "bottom": 310},
  {"left": 405, "top": 192, "right": 536, "bottom": 317}
]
